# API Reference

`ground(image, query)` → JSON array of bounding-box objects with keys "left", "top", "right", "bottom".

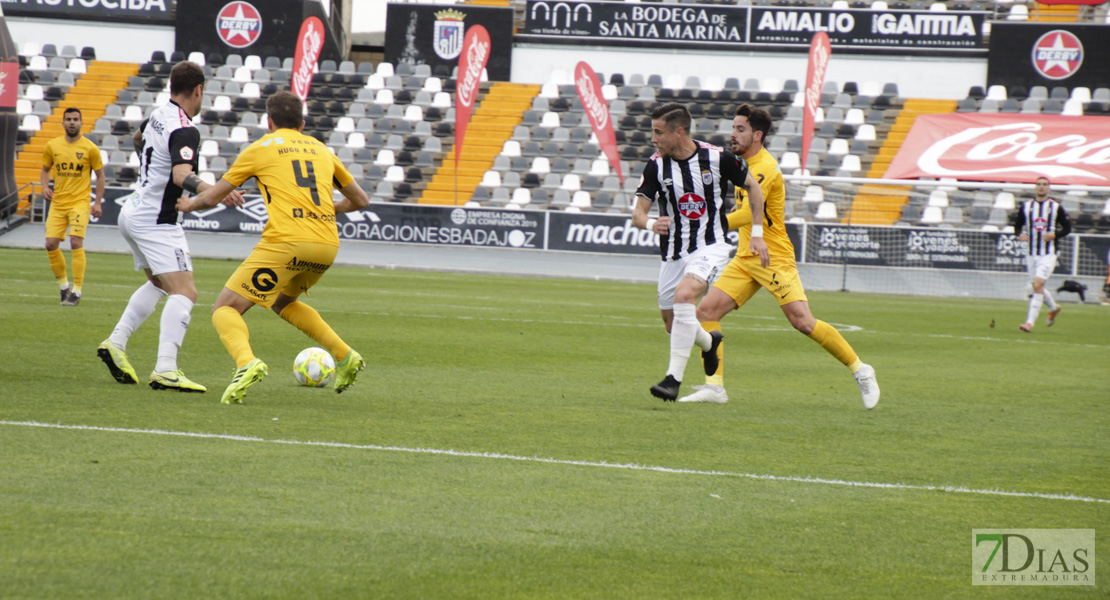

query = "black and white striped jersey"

[
  {"left": 134, "top": 100, "right": 201, "bottom": 225},
  {"left": 1014, "top": 198, "right": 1071, "bottom": 256},
  {"left": 636, "top": 140, "right": 749, "bottom": 261}
]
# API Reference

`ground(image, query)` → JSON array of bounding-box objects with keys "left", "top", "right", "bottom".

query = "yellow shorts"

[
  {"left": 45, "top": 202, "right": 89, "bottom": 239},
  {"left": 224, "top": 241, "right": 338, "bottom": 309},
  {"left": 713, "top": 255, "right": 808, "bottom": 308}
]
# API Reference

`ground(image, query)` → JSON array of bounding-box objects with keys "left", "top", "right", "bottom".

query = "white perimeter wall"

[
  {"left": 8, "top": 18, "right": 176, "bottom": 63},
  {"left": 512, "top": 45, "right": 985, "bottom": 100}
]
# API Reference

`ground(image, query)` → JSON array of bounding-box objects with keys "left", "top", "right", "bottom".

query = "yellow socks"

[
  {"left": 71, "top": 247, "right": 85, "bottom": 293},
  {"left": 212, "top": 306, "right": 255, "bottom": 368},
  {"left": 807, "top": 320, "right": 860, "bottom": 370},
  {"left": 279, "top": 301, "right": 350, "bottom": 363},
  {"left": 701, "top": 320, "right": 724, "bottom": 386},
  {"left": 47, "top": 248, "right": 68, "bottom": 287}
]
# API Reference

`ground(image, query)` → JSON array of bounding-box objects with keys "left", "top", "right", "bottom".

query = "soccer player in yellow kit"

[
  {"left": 687, "top": 105, "right": 880, "bottom": 408},
  {"left": 41, "top": 107, "right": 104, "bottom": 305},
  {"left": 178, "top": 92, "right": 371, "bottom": 404}
]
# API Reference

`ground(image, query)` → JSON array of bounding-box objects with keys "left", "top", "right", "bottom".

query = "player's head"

[
  {"left": 169, "top": 61, "right": 206, "bottom": 115},
  {"left": 266, "top": 91, "right": 305, "bottom": 131},
  {"left": 62, "top": 107, "right": 82, "bottom": 138},
  {"left": 732, "top": 104, "right": 771, "bottom": 159},
  {"left": 1035, "top": 177, "right": 1051, "bottom": 201},
  {"left": 650, "top": 103, "right": 692, "bottom": 159}
]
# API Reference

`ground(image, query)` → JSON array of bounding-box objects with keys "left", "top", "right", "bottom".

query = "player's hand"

[
  {"left": 750, "top": 236, "right": 770, "bottom": 269},
  {"left": 652, "top": 216, "right": 672, "bottom": 234},
  {"left": 221, "top": 189, "right": 246, "bottom": 208},
  {"left": 43, "top": 188, "right": 53, "bottom": 202},
  {"left": 1043, "top": 232, "right": 1056, "bottom": 241},
  {"left": 1018, "top": 233, "right": 1029, "bottom": 242},
  {"left": 90, "top": 202, "right": 102, "bottom": 218},
  {"left": 176, "top": 196, "right": 196, "bottom": 212}
]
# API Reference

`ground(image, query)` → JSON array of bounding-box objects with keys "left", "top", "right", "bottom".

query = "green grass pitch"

[{"left": 1, "top": 247, "right": 1107, "bottom": 598}]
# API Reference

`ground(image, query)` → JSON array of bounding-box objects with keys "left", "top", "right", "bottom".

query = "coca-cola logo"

[
  {"left": 575, "top": 72, "right": 608, "bottom": 129},
  {"left": 805, "top": 37, "right": 829, "bottom": 117},
  {"left": 293, "top": 17, "right": 325, "bottom": 101},
  {"left": 457, "top": 40, "right": 488, "bottom": 108},
  {"left": 887, "top": 114, "right": 1110, "bottom": 184}
]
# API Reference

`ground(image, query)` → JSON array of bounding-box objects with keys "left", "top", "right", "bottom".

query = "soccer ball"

[{"left": 293, "top": 347, "right": 335, "bottom": 387}]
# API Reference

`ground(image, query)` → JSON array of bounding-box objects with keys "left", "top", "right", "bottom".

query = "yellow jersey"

[
  {"left": 222, "top": 128, "right": 354, "bottom": 246},
  {"left": 42, "top": 136, "right": 102, "bottom": 208},
  {"left": 726, "top": 147, "right": 793, "bottom": 261}
]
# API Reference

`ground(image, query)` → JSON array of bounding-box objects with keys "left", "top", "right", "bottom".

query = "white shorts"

[
  {"left": 119, "top": 204, "right": 193, "bottom": 275},
  {"left": 1027, "top": 254, "right": 1057, "bottom": 282},
  {"left": 657, "top": 243, "right": 732, "bottom": 310}
]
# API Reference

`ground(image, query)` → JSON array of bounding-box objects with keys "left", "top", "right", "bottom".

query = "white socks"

[
  {"left": 666, "top": 303, "right": 712, "bottom": 380},
  {"left": 155, "top": 294, "right": 194, "bottom": 373},
  {"left": 109, "top": 281, "right": 167, "bottom": 350},
  {"left": 1043, "top": 290, "right": 1057, "bottom": 312},
  {"left": 1026, "top": 293, "right": 1044, "bottom": 326}
]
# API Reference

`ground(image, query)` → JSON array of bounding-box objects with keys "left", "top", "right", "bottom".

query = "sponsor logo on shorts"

[
  {"left": 251, "top": 268, "right": 278, "bottom": 292},
  {"left": 285, "top": 256, "right": 330, "bottom": 274},
  {"left": 174, "top": 248, "right": 189, "bottom": 271}
]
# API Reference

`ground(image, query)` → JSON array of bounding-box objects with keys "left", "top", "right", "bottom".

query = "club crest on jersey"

[
  {"left": 702, "top": 170, "right": 712, "bottom": 186},
  {"left": 433, "top": 9, "right": 466, "bottom": 60},
  {"left": 678, "top": 193, "right": 707, "bottom": 219},
  {"left": 76, "top": 152, "right": 84, "bottom": 160},
  {"left": 216, "top": 1, "right": 263, "bottom": 49}
]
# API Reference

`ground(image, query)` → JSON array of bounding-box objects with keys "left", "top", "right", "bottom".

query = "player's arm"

[
  {"left": 332, "top": 181, "right": 370, "bottom": 213},
  {"left": 632, "top": 162, "right": 669, "bottom": 234},
  {"left": 1013, "top": 207, "right": 1028, "bottom": 241},
  {"left": 742, "top": 172, "right": 770, "bottom": 268},
  {"left": 177, "top": 177, "right": 243, "bottom": 212},
  {"left": 91, "top": 168, "right": 105, "bottom": 218},
  {"left": 133, "top": 119, "right": 148, "bottom": 149},
  {"left": 1047, "top": 206, "right": 1071, "bottom": 241},
  {"left": 40, "top": 145, "right": 53, "bottom": 201}
]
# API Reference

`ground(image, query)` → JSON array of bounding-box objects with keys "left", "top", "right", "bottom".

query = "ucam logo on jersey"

[
  {"left": 216, "top": 1, "right": 262, "bottom": 49},
  {"left": 1031, "top": 30, "right": 1083, "bottom": 81}
]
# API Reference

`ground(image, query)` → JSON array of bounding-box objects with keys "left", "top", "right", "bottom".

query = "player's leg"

[
  {"left": 1043, "top": 276, "right": 1061, "bottom": 326},
  {"left": 98, "top": 215, "right": 161, "bottom": 384},
  {"left": 781, "top": 300, "right": 879, "bottom": 409},
  {"left": 652, "top": 246, "right": 728, "bottom": 401},
  {"left": 684, "top": 260, "right": 761, "bottom": 403},
  {"left": 63, "top": 208, "right": 89, "bottom": 305},
  {"left": 210, "top": 286, "right": 267, "bottom": 404},
  {"left": 44, "top": 206, "right": 69, "bottom": 302},
  {"left": 147, "top": 269, "right": 205, "bottom": 392}
]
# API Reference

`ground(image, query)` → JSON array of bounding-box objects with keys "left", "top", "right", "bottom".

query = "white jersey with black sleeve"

[
  {"left": 636, "top": 140, "right": 748, "bottom": 261},
  {"left": 132, "top": 100, "right": 201, "bottom": 225}
]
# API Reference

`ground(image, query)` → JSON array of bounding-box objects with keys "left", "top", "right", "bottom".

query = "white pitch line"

[{"left": 3, "top": 420, "right": 1105, "bottom": 505}]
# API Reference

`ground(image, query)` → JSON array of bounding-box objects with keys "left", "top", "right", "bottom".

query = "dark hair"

[
  {"left": 169, "top": 61, "right": 206, "bottom": 96},
  {"left": 650, "top": 102, "right": 691, "bottom": 134},
  {"left": 62, "top": 107, "right": 82, "bottom": 119},
  {"left": 735, "top": 104, "right": 772, "bottom": 140},
  {"left": 266, "top": 91, "right": 305, "bottom": 130},
  {"left": 1036, "top": 176, "right": 1051, "bottom": 184}
]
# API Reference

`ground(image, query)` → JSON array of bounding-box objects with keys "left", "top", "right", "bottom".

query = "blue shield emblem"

[
  {"left": 433, "top": 20, "right": 464, "bottom": 60},
  {"left": 702, "top": 170, "right": 712, "bottom": 186}
]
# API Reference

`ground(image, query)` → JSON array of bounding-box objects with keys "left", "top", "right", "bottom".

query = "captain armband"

[{"left": 181, "top": 172, "right": 203, "bottom": 194}]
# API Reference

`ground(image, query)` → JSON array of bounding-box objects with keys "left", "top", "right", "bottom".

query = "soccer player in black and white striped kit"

[
  {"left": 1014, "top": 177, "right": 1071, "bottom": 332},
  {"left": 632, "top": 103, "right": 767, "bottom": 401}
]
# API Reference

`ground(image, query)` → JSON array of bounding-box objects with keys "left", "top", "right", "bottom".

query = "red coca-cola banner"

[
  {"left": 1035, "top": 0, "right": 1105, "bottom": 5},
  {"left": 885, "top": 113, "right": 1110, "bottom": 184},
  {"left": 454, "top": 25, "right": 490, "bottom": 168},
  {"left": 292, "top": 16, "right": 325, "bottom": 102},
  {"left": 0, "top": 62, "right": 17, "bottom": 109},
  {"left": 801, "top": 32, "right": 830, "bottom": 175},
  {"left": 573, "top": 61, "right": 624, "bottom": 184}
]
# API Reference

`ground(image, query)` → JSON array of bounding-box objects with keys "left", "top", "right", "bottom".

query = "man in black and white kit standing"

[
  {"left": 632, "top": 103, "right": 767, "bottom": 401},
  {"left": 97, "top": 61, "right": 244, "bottom": 390},
  {"left": 1015, "top": 176, "right": 1071, "bottom": 332}
]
